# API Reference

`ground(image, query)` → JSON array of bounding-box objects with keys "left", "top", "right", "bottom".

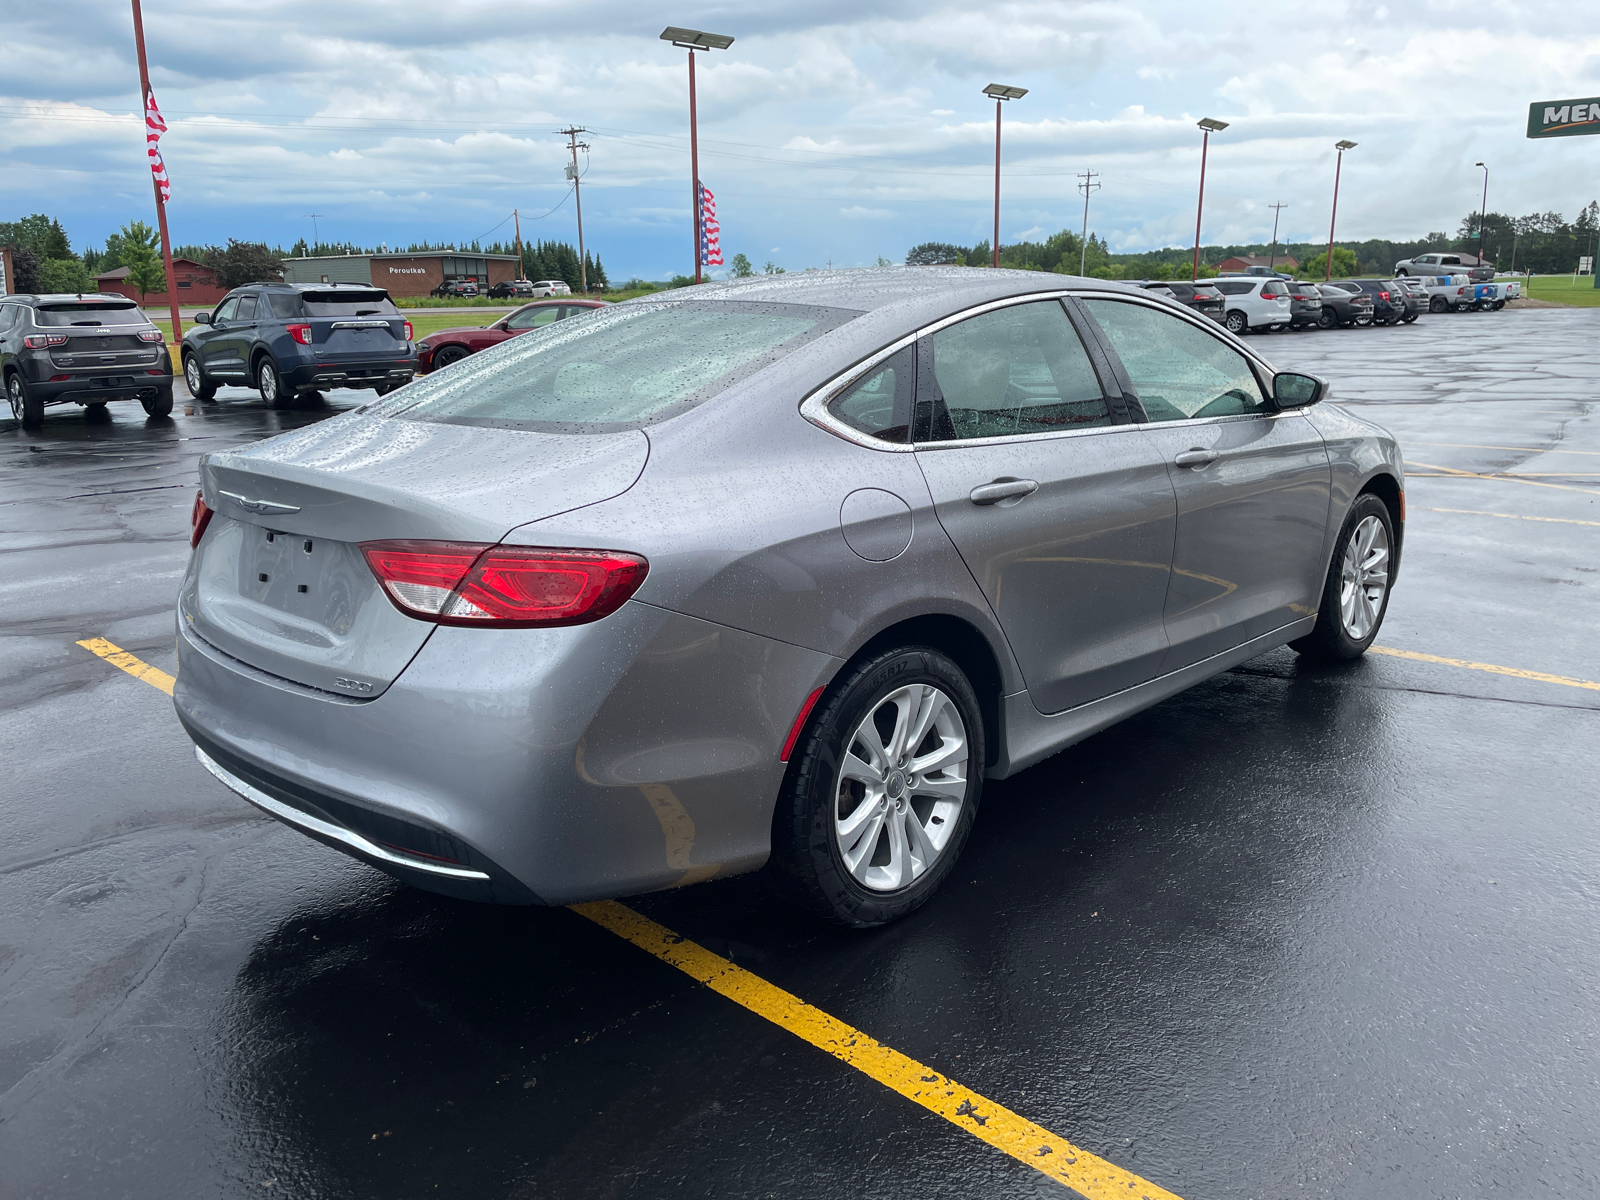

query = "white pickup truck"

[{"left": 1416, "top": 274, "right": 1476, "bottom": 313}]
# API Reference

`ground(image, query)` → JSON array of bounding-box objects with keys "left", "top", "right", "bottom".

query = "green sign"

[{"left": 1527, "top": 98, "right": 1600, "bottom": 138}]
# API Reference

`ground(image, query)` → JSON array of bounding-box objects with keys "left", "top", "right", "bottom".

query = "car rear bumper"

[
  {"left": 173, "top": 601, "right": 837, "bottom": 905},
  {"left": 283, "top": 358, "right": 416, "bottom": 392},
  {"left": 30, "top": 371, "right": 172, "bottom": 404}
]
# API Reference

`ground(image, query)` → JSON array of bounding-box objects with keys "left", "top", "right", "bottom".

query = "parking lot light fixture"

[
  {"left": 1325, "top": 140, "right": 1357, "bottom": 282},
  {"left": 1475, "top": 162, "right": 1489, "bottom": 264},
  {"left": 662, "top": 27, "right": 734, "bottom": 284},
  {"left": 983, "top": 84, "right": 1028, "bottom": 268},
  {"left": 1192, "top": 118, "right": 1229, "bottom": 281}
]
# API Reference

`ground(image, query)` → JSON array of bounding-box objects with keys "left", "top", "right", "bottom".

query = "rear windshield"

[
  {"left": 385, "top": 300, "right": 857, "bottom": 433},
  {"left": 298, "top": 290, "right": 400, "bottom": 317},
  {"left": 36, "top": 302, "right": 146, "bottom": 327}
]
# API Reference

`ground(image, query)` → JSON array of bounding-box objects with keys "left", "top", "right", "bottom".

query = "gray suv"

[
  {"left": 2, "top": 293, "right": 173, "bottom": 427},
  {"left": 1394, "top": 252, "right": 1494, "bottom": 283},
  {"left": 174, "top": 270, "right": 1404, "bottom": 927}
]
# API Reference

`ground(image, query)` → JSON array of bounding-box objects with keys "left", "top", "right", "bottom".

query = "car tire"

[
  {"left": 141, "top": 386, "right": 174, "bottom": 417},
  {"left": 256, "top": 358, "right": 289, "bottom": 408},
  {"left": 1224, "top": 311, "right": 1248, "bottom": 335},
  {"left": 1403, "top": 313, "right": 1419, "bottom": 323},
  {"left": 770, "top": 646, "right": 985, "bottom": 928},
  {"left": 1491, "top": 300, "right": 1505, "bottom": 311},
  {"left": 1429, "top": 297, "right": 1447, "bottom": 313},
  {"left": 1317, "top": 309, "right": 1339, "bottom": 330},
  {"left": 7, "top": 372, "right": 44, "bottom": 428},
  {"left": 1291, "top": 493, "right": 1395, "bottom": 663},
  {"left": 183, "top": 352, "right": 217, "bottom": 401},
  {"left": 432, "top": 345, "right": 471, "bottom": 371},
  {"left": 1356, "top": 315, "right": 1373, "bottom": 326}
]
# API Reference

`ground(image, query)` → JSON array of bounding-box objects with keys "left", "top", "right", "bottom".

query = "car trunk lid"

[{"left": 183, "top": 414, "right": 649, "bottom": 697}]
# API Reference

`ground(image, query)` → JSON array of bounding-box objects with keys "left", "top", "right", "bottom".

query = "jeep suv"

[
  {"left": 1, "top": 293, "right": 173, "bottom": 428},
  {"left": 181, "top": 283, "right": 416, "bottom": 406}
]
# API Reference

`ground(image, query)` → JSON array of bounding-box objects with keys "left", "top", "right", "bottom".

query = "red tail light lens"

[
  {"left": 190, "top": 491, "right": 213, "bottom": 549},
  {"left": 287, "top": 323, "right": 313, "bottom": 345},
  {"left": 403, "top": 321, "right": 414, "bottom": 341},
  {"left": 138, "top": 328, "right": 164, "bottom": 343},
  {"left": 361, "top": 541, "right": 648, "bottom": 628},
  {"left": 1379, "top": 290, "right": 1390, "bottom": 301},
  {"left": 24, "top": 333, "right": 68, "bottom": 349}
]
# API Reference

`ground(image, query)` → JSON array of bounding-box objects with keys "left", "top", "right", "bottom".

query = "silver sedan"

[{"left": 174, "top": 268, "right": 1404, "bottom": 926}]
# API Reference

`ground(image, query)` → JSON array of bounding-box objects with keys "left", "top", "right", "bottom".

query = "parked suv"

[
  {"left": 1394, "top": 252, "right": 1494, "bottom": 283},
  {"left": 430, "top": 280, "right": 479, "bottom": 299},
  {"left": 1282, "top": 281, "right": 1324, "bottom": 330},
  {"left": 181, "top": 283, "right": 417, "bottom": 406},
  {"left": 487, "top": 280, "right": 537, "bottom": 300},
  {"left": 2, "top": 293, "right": 173, "bottom": 428},
  {"left": 530, "top": 280, "right": 573, "bottom": 298},
  {"left": 1208, "top": 277, "right": 1292, "bottom": 333},
  {"left": 1138, "top": 280, "right": 1225, "bottom": 323},
  {"left": 1346, "top": 280, "right": 1418, "bottom": 325}
]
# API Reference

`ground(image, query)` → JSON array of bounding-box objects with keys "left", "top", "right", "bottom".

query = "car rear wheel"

[
  {"left": 771, "top": 646, "right": 984, "bottom": 927},
  {"left": 1291, "top": 494, "right": 1394, "bottom": 662},
  {"left": 141, "top": 385, "right": 174, "bottom": 417},
  {"left": 256, "top": 358, "right": 288, "bottom": 408},
  {"left": 1317, "top": 309, "right": 1339, "bottom": 330},
  {"left": 8, "top": 373, "right": 44, "bottom": 428},
  {"left": 1402, "top": 313, "right": 1419, "bottom": 323},
  {"left": 183, "top": 353, "right": 216, "bottom": 401},
  {"left": 432, "top": 345, "right": 471, "bottom": 371},
  {"left": 1224, "top": 311, "right": 1247, "bottom": 334}
]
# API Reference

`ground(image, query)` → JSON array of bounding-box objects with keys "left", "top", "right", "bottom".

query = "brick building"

[
  {"left": 1214, "top": 254, "right": 1299, "bottom": 274},
  {"left": 281, "top": 252, "right": 520, "bottom": 297},
  {"left": 95, "top": 257, "right": 227, "bottom": 305}
]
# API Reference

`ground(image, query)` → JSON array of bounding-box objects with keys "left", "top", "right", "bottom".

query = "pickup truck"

[
  {"left": 1395, "top": 252, "right": 1495, "bottom": 283},
  {"left": 1416, "top": 274, "right": 1476, "bottom": 313}
]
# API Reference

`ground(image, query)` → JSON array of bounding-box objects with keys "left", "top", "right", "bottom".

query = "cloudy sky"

[{"left": 4, "top": 1, "right": 1599, "bottom": 278}]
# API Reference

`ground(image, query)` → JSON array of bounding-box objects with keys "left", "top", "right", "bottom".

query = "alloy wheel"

[
  {"left": 833, "top": 683, "right": 968, "bottom": 892},
  {"left": 258, "top": 360, "right": 278, "bottom": 404},
  {"left": 1338, "top": 514, "right": 1390, "bottom": 641},
  {"left": 184, "top": 355, "right": 202, "bottom": 393},
  {"left": 7, "top": 375, "right": 21, "bottom": 422}
]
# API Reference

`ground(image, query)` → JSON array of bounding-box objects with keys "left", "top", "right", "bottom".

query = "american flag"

[
  {"left": 146, "top": 92, "right": 171, "bottom": 203},
  {"left": 699, "top": 184, "right": 722, "bottom": 266}
]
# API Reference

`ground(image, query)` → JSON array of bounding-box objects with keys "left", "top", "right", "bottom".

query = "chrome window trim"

[{"left": 912, "top": 418, "right": 1148, "bottom": 453}]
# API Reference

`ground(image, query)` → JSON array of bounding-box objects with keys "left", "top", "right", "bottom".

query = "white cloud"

[{"left": 839, "top": 205, "right": 895, "bottom": 218}]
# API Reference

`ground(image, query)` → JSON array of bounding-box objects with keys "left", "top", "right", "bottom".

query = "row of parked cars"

[
  {"left": 1139, "top": 272, "right": 1518, "bottom": 334},
  {"left": 429, "top": 279, "right": 575, "bottom": 300}
]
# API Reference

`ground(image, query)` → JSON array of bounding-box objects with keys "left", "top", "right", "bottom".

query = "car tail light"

[
  {"left": 1379, "top": 291, "right": 1390, "bottom": 301},
  {"left": 138, "top": 328, "right": 164, "bottom": 343},
  {"left": 287, "top": 323, "right": 313, "bottom": 345},
  {"left": 24, "top": 333, "right": 68, "bottom": 349},
  {"left": 403, "top": 321, "right": 414, "bottom": 341},
  {"left": 190, "top": 491, "right": 213, "bottom": 549},
  {"left": 361, "top": 541, "right": 649, "bottom": 628}
]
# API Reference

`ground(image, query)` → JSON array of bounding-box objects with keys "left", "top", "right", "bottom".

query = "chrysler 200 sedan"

[{"left": 173, "top": 268, "right": 1404, "bottom": 927}]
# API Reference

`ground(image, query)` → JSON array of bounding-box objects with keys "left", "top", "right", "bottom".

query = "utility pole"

[
  {"left": 1266, "top": 201, "right": 1288, "bottom": 271},
  {"left": 128, "top": 0, "right": 181, "bottom": 341},
  {"left": 306, "top": 213, "right": 325, "bottom": 251},
  {"left": 1076, "top": 170, "right": 1101, "bottom": 276},
  {"left": 561, "top": 127, "right": 589, "bottom": 292},
  {"left": 513, "top": 208, "right": 524, "bottom": 281}
]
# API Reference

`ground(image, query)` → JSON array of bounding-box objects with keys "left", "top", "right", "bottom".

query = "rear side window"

[
  {"left": 923, "top": 300, "right": 1110, "bottom": 441},
  {"left": 35, "top": 302, "right": 145, "bottom": 327},
  {"left": 387, "top": 300, "right": 856, "bottom": 433},
  {"left": 1212, "top": 281, "right": 1252, "bottom": 295},
  {"left": 299, "top": 290, "right": 400, "bottom": 317},
  {"left": 1081, "top": 298, "right": 1267, "bottom": 423},
  {"left": 267, "top": 293, "right": 301, "bottom": 318},
  {"left": 829, "top": 345, "right": 914, "bottom": 443}
]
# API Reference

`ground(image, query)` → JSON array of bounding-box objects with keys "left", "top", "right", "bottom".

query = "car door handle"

[
  {"left": 1174, "top": 449, "right": 1220, "bottom": 468},
  {"left": 969, "top": 478, "right": 1039, "bottom": 505}
]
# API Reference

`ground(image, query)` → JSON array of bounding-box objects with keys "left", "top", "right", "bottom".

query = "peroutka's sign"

[{"left": 1527, "top": 98, "right": 1600, "bottom": 138}]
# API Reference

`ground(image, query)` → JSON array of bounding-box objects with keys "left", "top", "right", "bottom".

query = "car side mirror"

[
  {"left": 1273, "top": 371, "right": 1328, "bottom": 409},
  {"left": 193, "top": 312, "right": 211, "bottom": 325}
]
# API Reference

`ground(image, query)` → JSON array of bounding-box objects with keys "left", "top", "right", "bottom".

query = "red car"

[{"left": 416, "top": 299, "right": 608, "bottom": 373}]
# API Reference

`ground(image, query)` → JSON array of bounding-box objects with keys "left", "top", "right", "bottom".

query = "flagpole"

[{"left": 129, "top": 0, "right": 181, "bottom": 341}]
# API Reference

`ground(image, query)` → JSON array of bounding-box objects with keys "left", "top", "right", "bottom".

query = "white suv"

[
  {"left": 1208, "top": 277, "right": 1292, "bottom": 334},
  {"left": 530, "top": 280, "right": 573, "bottom": 298}
]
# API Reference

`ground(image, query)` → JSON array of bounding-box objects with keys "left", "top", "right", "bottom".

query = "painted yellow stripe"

[
  {"left": 1427, "top": 507, "right": 1600, "bottom": 529},
  {"left": 76, "top": 637, "right": 175, "bottom": 695},
  {"left": 1403, "top": 460, "right": 1600, "bottom": 497},
  {"left": 1371, "top": 646, "right": 1600, "bottom": 692},
  {"left": 1408, "top": 441, "right": 1600, "bottom": 457},
  {"left": 572, "top": 899, "right": 1183, "bottom": 1200}
]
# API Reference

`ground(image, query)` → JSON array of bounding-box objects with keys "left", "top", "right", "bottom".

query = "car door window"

[
  {"left": 1081, "top": 298, "right": 1268, "bottom": 423},
  {"left": 235, "top": 295, "right": 258, "bottom": 322},
  {"left": 505, "top": 306, "right": 564, "bottom": 330},
  {"left": 829, "top": 345, "right": 914, "bottom": 442},
  {"left": 923, "top": 300, "right": 1110, "bottom": 441},
  {"left": 211, "top": 298, "right": 239, "bottom": 324}
]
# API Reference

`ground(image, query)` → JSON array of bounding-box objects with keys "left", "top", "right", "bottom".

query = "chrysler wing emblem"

[{"left": 218, "top": 490, "right": 301, "bottom": 515}]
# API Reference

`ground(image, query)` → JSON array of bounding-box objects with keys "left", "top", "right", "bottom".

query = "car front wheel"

[
  {"left": 771, "top": 646, "right": 984, "bottom": 927},
  {"left": 1291, "top": 493, "right": 1395, "bottom": 662},
  {"left": 432, "top": 345, "right": 471, "bottom": 371},
  {"left": 183, "top": 353, "right": 216, "bottom": 401}
]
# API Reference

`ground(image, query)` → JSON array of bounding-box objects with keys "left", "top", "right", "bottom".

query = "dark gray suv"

[
  {"left": 181, "top": 282, "right": 417, "bottom": 406},
  {"left": 2, "top": 293, "right": 173, "bottom": 428}
]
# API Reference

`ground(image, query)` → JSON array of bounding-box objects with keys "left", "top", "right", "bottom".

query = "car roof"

[{"left": 11, "top": 293, "right": 141, "bottom": 305}]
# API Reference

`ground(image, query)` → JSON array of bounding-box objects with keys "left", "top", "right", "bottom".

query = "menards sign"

[{"left": 1527, "top": 98, "right": 1600, "bottom": 138}]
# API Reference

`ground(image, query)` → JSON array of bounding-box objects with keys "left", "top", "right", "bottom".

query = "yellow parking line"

[
  {"left": 1427, "top": 507, "right": 1600, "bottom": 528},
  {"left": 1370, "top": 646, "right": 1600, "bottom": 692},
  {"left": 1403, "top": 460, "right": 1600, "bottom": 497},
  {"left": 76, "top": 637, "right": 175, "bottom": 695},
  {"left": 572, "top": 900, "right": 1182, "bottom": 1200},
  {"left": 1408, "top": 441, "right": 1600, "bottom": 456}
]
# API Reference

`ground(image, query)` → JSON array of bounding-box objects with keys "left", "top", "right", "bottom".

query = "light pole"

[
  {"left": 983, "top": 84, "right": 1028, "bottom": 267},
  {"left": 1325, "top": 139, "right": 1357, "bottom": 282},
  {"left": 661, "top": 26, "right": 734, "bottom": 284},
  {"left": 1474, "top": 161, "right": 1489, "bottom": 265},
  {"left": 1267, "top": 201, "right": 1287, "bottom": 272},
  {"left": 1192, "top": 118, "right": 1228, "bottom": 281}
]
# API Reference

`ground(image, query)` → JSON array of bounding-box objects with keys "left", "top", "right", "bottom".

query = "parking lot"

[{"left": 2, "top": 306, "right": 1598, "bottom": 1198}]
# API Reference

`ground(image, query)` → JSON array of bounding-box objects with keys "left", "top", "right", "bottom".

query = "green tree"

[
  {"left": 0, "top": 213, "right": 69, "bottom": 258},
  {"left": 38, "top": 257, "right": 92, "bottom": 293},
  {"left": 729, "top": 252, "right": 754, "bottom": 277},
  {"left": 875, "top": 255, "right": 893, "bottom": 267},
  {"left": 204, "top": 240, "right": 284, "bottom": 289},
  {"left": 905, "top": 242, "right": 963, "bottom": 266},
  {"left": 5, "top": 245, "right": 42, "bottom": 293},
  {"left": 114, "top": 220, "right": 164, "bottom": 300},
  {"left": 762, "top": 261, "right": 785, "bottom": 275},
  {"left": 1300, "top": 247, "right": 1358, "bottom": 279}
]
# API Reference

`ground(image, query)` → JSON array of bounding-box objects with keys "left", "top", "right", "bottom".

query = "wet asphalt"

[{"left": 2, "top": 307, "right": 1597, "bottom": 1199}]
